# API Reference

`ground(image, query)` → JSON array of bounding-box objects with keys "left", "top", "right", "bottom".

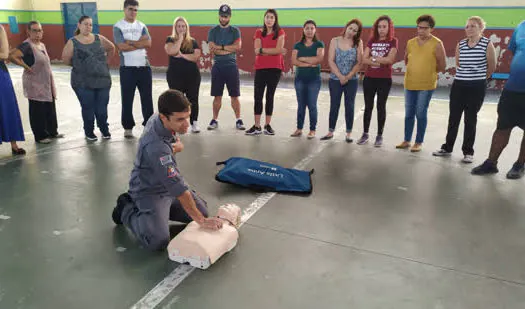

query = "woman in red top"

[
  {"left": 245, "top": 9, "right": 286, "bottom": 136},
  {"left": 358, "top": 15, "right": 398, "bottom": 147}
]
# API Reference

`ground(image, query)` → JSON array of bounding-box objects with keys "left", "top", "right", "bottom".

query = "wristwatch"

[
  {"left": 259, "top": 47, "right": 263, "bottom": 54},
  {"left": 221, "top": 44, "right": 224, "bottom": 50}
]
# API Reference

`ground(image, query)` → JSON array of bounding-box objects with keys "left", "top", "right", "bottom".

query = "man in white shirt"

[{"left": 113, "top": 0, "right": 153, "bottom": 138}]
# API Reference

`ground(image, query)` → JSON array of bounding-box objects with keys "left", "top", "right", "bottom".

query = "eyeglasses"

[{"left": 127, "top": 8, "right": 138, "bottom": 12}]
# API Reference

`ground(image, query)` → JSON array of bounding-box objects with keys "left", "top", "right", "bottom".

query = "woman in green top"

[{"left": 290, "top": 20, "right": 325, "bottom": 139}]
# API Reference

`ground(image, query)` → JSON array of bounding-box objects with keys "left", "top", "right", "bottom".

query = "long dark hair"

[
  {"left": 74, "top": 16, "right": 91, "bottom": 35},
  {"left": 301, "top": 19, "right": 318, "bottom": 43},
  {"left": 262, "top": 9, "right": 281, "bottom": 40},
  {"left": 342, "top": 19, "right": 362, "bottom": 47},
  {"left": 371, "top": 15, "right": 395, "bottom": 42}
]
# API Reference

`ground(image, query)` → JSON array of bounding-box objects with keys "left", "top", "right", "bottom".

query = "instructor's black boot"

[{"left": 113, "top": 193, "right": 132, "bottom": 225}]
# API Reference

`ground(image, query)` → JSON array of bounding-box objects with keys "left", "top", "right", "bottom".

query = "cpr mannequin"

[{"left": 167, "top": 204, "right": 241, "bottom": 269}]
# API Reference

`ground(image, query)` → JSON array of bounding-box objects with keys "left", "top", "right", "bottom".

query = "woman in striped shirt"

[{"left": 433, "top": 16, "right": 496, "bottom": 163}]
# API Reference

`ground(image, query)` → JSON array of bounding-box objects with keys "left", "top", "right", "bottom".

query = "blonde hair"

[
  {"left": 171, "top": 17, "right": 193, "bottom": 51},
  {"left": 467, "top": 16, "right": 486, "bottom": 33}
]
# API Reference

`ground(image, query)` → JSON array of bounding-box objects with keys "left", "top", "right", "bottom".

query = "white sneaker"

[
  {"left": 462, "top": 155, "right": 474, "bottom": 164},
  {"left": 191, "top": 123, "right": 201, "bottom": 133},
  {"left": 124, "top": 129, "right": 133, "bottom": 138}
]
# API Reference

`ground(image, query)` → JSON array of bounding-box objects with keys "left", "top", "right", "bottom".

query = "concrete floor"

[{"left": 0, "top": 66, "right": 524, "bottom": 309}]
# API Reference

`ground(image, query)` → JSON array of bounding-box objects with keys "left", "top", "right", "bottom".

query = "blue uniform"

[
  {"left": 120, "top": 114, "right": 208, "bottom": 250},
  {"left": 496, "top": 21, "right": 525, "bottom": 131},
  {"left": 505, "top": 21, "right": 525, "bottom": 92}
]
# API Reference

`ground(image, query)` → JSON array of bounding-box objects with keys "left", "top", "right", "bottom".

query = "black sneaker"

[
  {"left": 236, "top": 119, "right": 246, "bottom": 130},
  {"left": 112, "top": 193, "right": 132, "bottom": 225},
  {"left": 471, "top": 159, "right": 499, "bottom": 175},
  {"left": 245, "top": 125, "right": 262, "bottom": 135},
  {"left": 506, "top": 162, "right": 525, "bottom": 180},
  {"left": 207, "top": 119, "right": 218, "bottom": 130},
  {"left": 85, "top": 133, "right": 98, "bottom": 141},
  {"left": 264, "top": 124, "right": 275, "bottom": 135}
]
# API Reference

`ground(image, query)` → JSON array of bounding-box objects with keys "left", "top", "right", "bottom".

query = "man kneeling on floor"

[{"left": 112, "top": 89, "right": 223, "bottom": 251}]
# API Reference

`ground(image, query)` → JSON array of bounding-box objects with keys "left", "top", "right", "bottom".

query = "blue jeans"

[
  {"left": 73, "top": 87, "right": 110, "bottom": 136},
  {"left": 328, "top": 78, "right": 358, "bottom": 133},
  {"left": 295, "top": 76, "right": 321, "bottom": 131},
  {"left": 404, "top": 89, "right": 434, "bottom": 144}
]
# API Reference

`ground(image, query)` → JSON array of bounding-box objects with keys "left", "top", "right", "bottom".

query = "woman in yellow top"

[{"left": 397, "top": 15, "right": 446, "bottom": 152}]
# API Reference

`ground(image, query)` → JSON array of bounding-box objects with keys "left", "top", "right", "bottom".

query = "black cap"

[{"left": 219, "top": 4, "right": 231, "bottom": 16}]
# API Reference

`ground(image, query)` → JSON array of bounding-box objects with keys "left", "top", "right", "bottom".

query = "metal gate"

[{"left": 61, "top": 2, "right": 100, "bottom": 41}]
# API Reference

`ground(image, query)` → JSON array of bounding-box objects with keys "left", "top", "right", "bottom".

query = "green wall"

[
  {"left": 1, "top": 7, "right": 523, "bottom": 29},
  {"left": 0, "top": 10, "right": 32, "bottom": 23}
]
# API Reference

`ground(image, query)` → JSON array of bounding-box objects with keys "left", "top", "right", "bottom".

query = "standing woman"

[
  {"left": 433, "top": 16, "right": 496, "bottom": 163},
  {"left": 246, "top": 9, "right": 286, "bottom": 136},
  {"left": 290, "top": 20, "right": 325, "bottom": 139},
  {"left": 358, "top": 15, "right": 398, "bottom": 147},
  {"left": 397, "top": 15, "right": 446, "bottom": 152},
  {"left": 320, "top": 19, "right": 363, "bottom": 143},
  {"left": 62, "top": 16, "right": 115, "bottom": 141},
  {"left": 165, "top": 16, "right": 202, "bottom": 133},
  {"left": 9, "top": 21, "right": 64, "bottom": 144},
  {"left": 0, "top": 24, "right": 26, "bottom": 155}
]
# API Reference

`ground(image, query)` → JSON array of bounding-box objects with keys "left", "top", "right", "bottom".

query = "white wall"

[
  {"left": 30, "top": 0, "right": 525, "bottom": 11},
  {"left": 0, "top": 0, "right": 31, "bottom": 10}
]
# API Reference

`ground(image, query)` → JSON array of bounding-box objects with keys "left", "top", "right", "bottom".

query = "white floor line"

[{"left": 130, "top": 110, "right": 365, "bottom": 309}]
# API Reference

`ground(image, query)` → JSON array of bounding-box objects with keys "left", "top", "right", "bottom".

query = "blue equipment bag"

[{"left": 215, "top": 157, "right": 314, "bottom": 194}]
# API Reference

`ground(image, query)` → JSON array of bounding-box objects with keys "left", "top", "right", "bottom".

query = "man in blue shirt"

[
  {"left": 112, "top": 90, "right": 223, "bottom": 251},
  {"left": 207, "top": 4, "right": 245, "bottom": 131},
  {"left": 472, "top": 20, "right": 525, "bottom": 179},
  {"left": 113, "top": 0, "right": 154, "bottom": 138}
]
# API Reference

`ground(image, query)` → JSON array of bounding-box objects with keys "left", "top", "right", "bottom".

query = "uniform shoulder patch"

[
  {"left": 160, "top": 155, "right": 173, "bottom": 166},
  {"left": 167, "top": 164, "right": 178, "bottom": 178}
]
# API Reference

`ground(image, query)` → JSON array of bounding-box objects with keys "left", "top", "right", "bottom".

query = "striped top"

[{"left": 455, "top": 37, "right": 490, "bottom": 81}]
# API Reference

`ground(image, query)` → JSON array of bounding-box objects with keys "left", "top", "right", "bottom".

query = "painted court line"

[{"left": 130, "top": 110, "right": 364, "bottom": 309}]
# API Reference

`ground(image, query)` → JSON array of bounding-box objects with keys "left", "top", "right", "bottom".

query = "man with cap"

[
  {"left": 207, "top": 4, "right": 245, "bottom": 131},
  {"left": 112, "top": 89, "right": 223, "bottom": 251}
]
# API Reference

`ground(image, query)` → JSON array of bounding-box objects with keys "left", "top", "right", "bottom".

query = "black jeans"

[
  {"left": 167, "top": 68, "right": 201, "bottom": 124},
  {"left": 28, "top": 99, "right": 58, "bottom": 142},
  {"left": 120, "top": 66, "right": 154, "bottom": 130},
  {"left": 254, "top": 68, "right": 281, "bottom": 116},
  {"left": 441, "top": 79, "right": 486, "bottom": 155},
  {"left": 363, "top": 77, "right": 392, "bottom": 135}
]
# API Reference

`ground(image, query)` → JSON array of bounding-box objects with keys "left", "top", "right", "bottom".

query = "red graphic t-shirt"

[
  {"left": 365, "top": 38, "right": 398, "bottom": 78},
  {"left": 254, "top": 28, "right": 285, "bottom": 70}
]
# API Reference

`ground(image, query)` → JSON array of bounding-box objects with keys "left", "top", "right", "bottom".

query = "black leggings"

[
  {"left": 167, "top": 69, "right": 201, "bottom": 124},
  {"left": 254, "top": 68, "right": 281, "bottom": 116},
  {"left": 363, "top": 77, "right": 392, "bottom": 135}
]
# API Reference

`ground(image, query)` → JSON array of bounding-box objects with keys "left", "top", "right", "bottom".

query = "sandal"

[
  {"left": 320, "top": 134, "right": 333, "bottom": 141},
  {"left": 12, "top": 148, "right": 26, "bottom": 156},
  {"left": 290, "top": 130, "right": 302, "bottom": 137}
]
